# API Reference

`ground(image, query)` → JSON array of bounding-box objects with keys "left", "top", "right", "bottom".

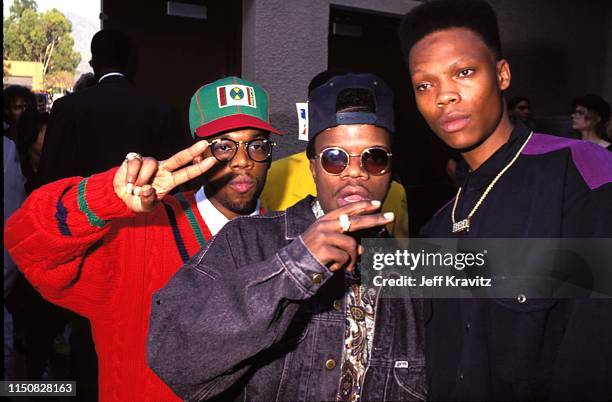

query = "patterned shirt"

[{"left": 311, "top": 200, "right": 378, "bottom": 402}]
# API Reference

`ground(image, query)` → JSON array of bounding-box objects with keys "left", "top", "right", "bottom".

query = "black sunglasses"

[
  {"left": 209, "top": 138, "right": 276, "bottom": 162},
  {"left": 314, "top": 146, "right": 392, "bottom": 176}
]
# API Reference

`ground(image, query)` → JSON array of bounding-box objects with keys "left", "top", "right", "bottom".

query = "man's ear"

[
  {"left": 497, "top": 59, "right": 511, "bottom": 91},
  {"left": 309, "top": 157, "right": 317, "bottom": 180}
]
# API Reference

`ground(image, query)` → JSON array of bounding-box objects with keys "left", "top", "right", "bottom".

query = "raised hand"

[
  {"left": 300, "top": 200, "right": 395, "bottom": 272},
  {"left": 113, "top": 140, "right": 217, "bottom": 213}
]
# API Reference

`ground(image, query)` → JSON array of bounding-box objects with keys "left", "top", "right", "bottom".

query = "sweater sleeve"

[{"left": 4, "top": 167, "right": 136, "bottom": 318}]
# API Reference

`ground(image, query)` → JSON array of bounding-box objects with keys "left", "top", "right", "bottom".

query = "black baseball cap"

[{"left": 308, "top": 73, "right": 395, "bottom": 140}]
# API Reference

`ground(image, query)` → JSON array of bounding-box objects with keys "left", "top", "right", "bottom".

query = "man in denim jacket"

[{"left": 147, "top": 73, "right": 426, "bottom": 401}]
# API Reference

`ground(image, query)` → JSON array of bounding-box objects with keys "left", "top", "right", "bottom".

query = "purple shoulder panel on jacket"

[{"left": 523, "top": 133, "right": 612, "bottom": 190}]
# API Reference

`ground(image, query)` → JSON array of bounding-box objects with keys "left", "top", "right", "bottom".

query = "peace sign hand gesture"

[{"left": 113, "top": 140, "right": 217, "bottom": 213}]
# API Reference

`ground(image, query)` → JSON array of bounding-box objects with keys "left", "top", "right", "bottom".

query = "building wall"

[
  {"left": 5, "top": 60, "right": 44, "bottom": 90},
  {"left": 241, "top": 0, "right": 421, "bottom": 158},
  {"left": 243, "top": 0, "right": 611, "bottom": 158},
  {"left": 491, "top": 0, "right": 612, "bottom": 117}
]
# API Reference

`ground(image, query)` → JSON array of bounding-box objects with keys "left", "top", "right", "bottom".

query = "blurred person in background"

[
  {"left": 5, "top": 108, "right": 74, "bottom": 386},
  {"left": 35, "top": 92, "right": 50, "bottom": 113},
  {"left": 14, "top": 109, "right": 49, "bottom": 194},
  {"left": 4, "top": 134, "right": 26, "bottom": 383},
  {"left": 507, "top": 96, "right": 533, "bottom": 129},
  {"left": 3, "top": 85, "right": 36, "bottom": 140},
  {"left": 73, "top": 72, "right": 97, "bottom": 93},
  {"left": 571, "top": 94, "right": 611, "bottom": 151}
]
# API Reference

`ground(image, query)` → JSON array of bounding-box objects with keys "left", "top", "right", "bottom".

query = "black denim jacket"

[{"left": 147, "top": 196, "right": 426, "bottom": 401}]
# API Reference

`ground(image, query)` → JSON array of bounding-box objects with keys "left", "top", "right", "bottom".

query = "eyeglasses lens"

[
  {"left": 247, "top": 140, "right": 273, "bottom": 162},
  {"left": 321, "top": 148, "right": 348, "bottom": 174},
  {"left": 362, "top": 148, "right": 390, "bottom": 175},
  {"left": 211, "top": 139, "right": 273, "bottom": 162},
  {"left": 320, "top": 147, "right": 390, "bottom": 175},
  {"left": 211, "top": 139, "right": 237, "bottom": 161}
]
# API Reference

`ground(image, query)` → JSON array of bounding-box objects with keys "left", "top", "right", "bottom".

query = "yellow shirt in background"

[{"left": 261, "top": 151, "right": 409, "bottom": 237}]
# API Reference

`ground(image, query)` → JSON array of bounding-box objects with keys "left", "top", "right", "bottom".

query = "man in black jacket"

[
  {"left": 37, "top": 29, "right": 188, "bottom": 186},
  {"left": 399, "top": 0, "right": 612, "bottom": 400}
]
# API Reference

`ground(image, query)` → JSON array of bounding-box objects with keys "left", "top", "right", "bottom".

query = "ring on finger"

[
  {"left": 338, "top": 213, "right": 351, "bottom": 233},
  {"left": 125, "top": 152, "right": 143, "bottom": 162}
]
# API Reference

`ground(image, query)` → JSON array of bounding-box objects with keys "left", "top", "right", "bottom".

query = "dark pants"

[{"left": 5, "top": 275, "right": 99, "bottom": 401}]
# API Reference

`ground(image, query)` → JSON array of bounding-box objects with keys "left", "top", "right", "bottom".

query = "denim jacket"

[{"left": 147, "top": 196, "right": 426, "bottom": 401}]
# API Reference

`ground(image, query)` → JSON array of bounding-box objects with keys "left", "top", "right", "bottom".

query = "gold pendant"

[{"left": 452, "top": 218, "right": 470, "bottom": 233}]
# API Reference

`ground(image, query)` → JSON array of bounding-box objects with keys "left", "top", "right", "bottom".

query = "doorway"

[{"left": 328, "top": 5, "right": 456, "bottom": 235}]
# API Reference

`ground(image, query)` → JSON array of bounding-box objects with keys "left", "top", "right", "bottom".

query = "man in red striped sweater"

[{"left": 4, "top": 76, "right": 281, "bottom": 401}]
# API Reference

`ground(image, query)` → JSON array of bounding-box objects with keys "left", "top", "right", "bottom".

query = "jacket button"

[
  {"left": 332, "top": 300, "right": 342, "bottom": 311},
  {"left": 312, "top": 273, "right": 323, "bottom": 284},
  {"left": 325, "top": 358, "right": 337, "bottom": 370},
  {"left": 517, "top": 294, "right": 527, "bottom": 303}
]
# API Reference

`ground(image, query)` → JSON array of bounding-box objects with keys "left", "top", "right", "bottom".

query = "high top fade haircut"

[
  {"left": 306, "top": 72, "right": 377, "bottom": 159},
  {"left": 398, "top": 0, "right": 503, "bottom": 62}
]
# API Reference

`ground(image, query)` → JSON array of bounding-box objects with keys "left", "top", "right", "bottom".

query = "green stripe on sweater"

[
  {"left": 176, "top": 193, "right": 206, "bottom": 248},
  {"left": 77, "top": 178, "right": 108, "bottom": 228}
]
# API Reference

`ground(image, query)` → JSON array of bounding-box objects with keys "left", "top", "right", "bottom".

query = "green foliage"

[
  {"left": 3, "top": 2, "right": 81, "bottom": 78},
  {"left": 8, "top": 0, "right": 38, "bottom": 20}
]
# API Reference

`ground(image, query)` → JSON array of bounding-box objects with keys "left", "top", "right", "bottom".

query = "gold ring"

[
  {"left": 338, "top": 214, "right": 351, "bottom": 233},
  {"left": 125, "top": 152, "right": 143, "bottom": 162}
]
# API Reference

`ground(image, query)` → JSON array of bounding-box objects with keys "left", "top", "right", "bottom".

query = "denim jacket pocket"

[
  {"left": 364, "top": 358, "right": 426, "bottom": 402},
  {"left": 390, "top": 358, "right": 427, "bottom": 401}
]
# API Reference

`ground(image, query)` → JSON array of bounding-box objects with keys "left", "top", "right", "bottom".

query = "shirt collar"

[
  {"left": 195, "top": 186, "right": 260, "bottom": 236},
  {"left": 98, "top": 72, "right": 126, "bottom": 83},
  {"left": 456, "top": 122, "right": 531, "bottom": 190}
]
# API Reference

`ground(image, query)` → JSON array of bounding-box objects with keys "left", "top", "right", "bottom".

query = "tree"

[
  {"left": 46, "top": 70, "right": 75, "bottom": 92},
  {"left": 8, "top": 0, "right": 37, "bottom": 21},
  {"left": 3, "top": 1, "right": 81, "bottom": 79}
]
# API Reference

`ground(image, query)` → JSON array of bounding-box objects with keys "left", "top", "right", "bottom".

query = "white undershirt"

[
  {"left": 98, "top": 72, "right": 126, "bottom": 83},
  {"left": 195, "top": 186, "right": 260, "bottom": 236}
]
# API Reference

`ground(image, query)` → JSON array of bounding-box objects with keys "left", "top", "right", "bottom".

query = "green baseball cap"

[{"left": 189, "top": 76, "right": 282, "bottom": 138}]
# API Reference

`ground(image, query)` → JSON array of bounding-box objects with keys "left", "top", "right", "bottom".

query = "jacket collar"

[
  {"left": 284, "top": 195, "right": 317, "bottom": 240},
  {"left": 98, "top": 74, "right": 129, "bottom": 87},
  {"left": 456, "top": 122, "right": 531, "bottom": 190}
]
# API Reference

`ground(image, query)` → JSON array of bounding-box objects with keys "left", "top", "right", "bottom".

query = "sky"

[{"left": 3, "top": 0, "right": 100, "bottom": 21}]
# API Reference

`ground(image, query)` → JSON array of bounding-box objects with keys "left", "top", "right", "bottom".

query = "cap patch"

[
  {"left": 217, "top": 85, "right": 257, "bottom": 108},
  {"left": 296, "top": 102, "right": 309, "bottom": 141}
]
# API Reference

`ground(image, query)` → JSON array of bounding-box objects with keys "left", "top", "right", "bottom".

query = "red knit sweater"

[{"left": 5, "top": 168, "right": 215, "bottom": 401}]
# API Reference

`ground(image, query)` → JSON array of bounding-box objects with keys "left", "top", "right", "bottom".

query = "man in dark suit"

[{"left": 37, "top": 29, "right": 189, "bottom": 186}]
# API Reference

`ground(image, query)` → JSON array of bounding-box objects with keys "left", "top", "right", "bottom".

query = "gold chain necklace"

[{"left": 451, "top": 132, "right": 533, "bottom": 233}]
